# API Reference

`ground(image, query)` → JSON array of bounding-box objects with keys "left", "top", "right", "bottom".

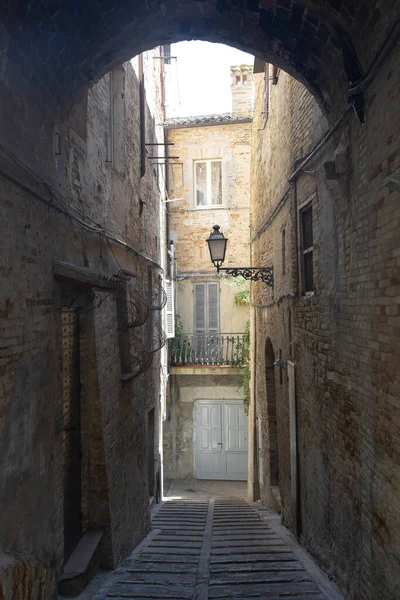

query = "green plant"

[
  {"left": 171, "top": 315, "right": 194, "bottom": 362},
  {"left": 234, "top": 289, "right": 250, "bottom": 306},
  {"left": 242, "top": 320, "right": 250, "bottom": 415},
  {"left": 229, "top": 276, "right": 250, "bottom": 307}
]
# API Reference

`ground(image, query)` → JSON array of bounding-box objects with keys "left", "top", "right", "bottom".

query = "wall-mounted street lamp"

[{"left": 206, "top": 225, "right": 274, "bottom": 286}]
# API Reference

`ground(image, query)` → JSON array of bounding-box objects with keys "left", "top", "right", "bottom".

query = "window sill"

[
  {"left": 192, "top": 205, "right": 226, "bottom": 211},
  {"left": 302, "top": 291, "right": 315, "bottom": 299}
]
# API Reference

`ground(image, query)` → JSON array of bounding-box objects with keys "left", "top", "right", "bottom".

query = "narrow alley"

[
  {"left": 0, "top": 2, "right": 399, "bottom": 600},
  {"left": 73, "top": 482, "right": 341, "bottom": 600}
]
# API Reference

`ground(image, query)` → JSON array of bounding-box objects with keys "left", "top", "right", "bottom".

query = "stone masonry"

[
  {"left": 0, "top": 2, "right": 399, "bottom": 599},
  {"left": 249, "top": 45, "right": 400, "bottom": 600},
  {"left": 0, "top": 49, "right": 167, "bottom": 597},
  {"left": 164, "top": 110, "right": 253, "bottom": 481}
]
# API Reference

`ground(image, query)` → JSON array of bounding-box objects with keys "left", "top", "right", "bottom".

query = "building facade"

[
  {"left": 249, "top": 52, "right": 400, "bottom": 600},
  {"left": 0, "top": 48, "right": 170, "bottom": 596},
  {"left": 163, "top": 76, "right": 253, "bottom": 482}
]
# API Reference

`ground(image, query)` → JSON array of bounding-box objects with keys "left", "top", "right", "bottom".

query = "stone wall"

[
  {"left": 249, "top": 45, "right": 400, "bottom": 600},
  {"left": 167, "top": 120, "right": 251, "bottom": 335},
  {"left": 0, "top": 553, "right": 55, "bottom": 600},
  {"left": 0, "top": 49, "right": 166, "bottom": 592}
]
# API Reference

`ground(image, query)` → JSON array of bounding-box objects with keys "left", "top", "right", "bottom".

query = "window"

[
  {"left": 281, "top": 229, "right": 286, "bottom": 276},
  {"left": 300, "top": 205, "right": 314, "bottom": 293},
  {"left": 194, "top": 160, "right": 222, "bottom": 207},
  {"left": 194, "top": 282, "right": 219, "bottom": 336},
  {"left": 165, "top": 279, "right": 175, "bottom": 338},
  {"left": 236, "top": 75, "right": 241, "bottom": 84},
  {"left": 242, "top": 74, "right": 248, "bottom": 84}
]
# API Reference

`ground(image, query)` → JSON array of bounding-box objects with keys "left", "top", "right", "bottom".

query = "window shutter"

[
  {"left": 302, "top": 206, "right": 313, "bottom": 250},
  {"left": 194, "top": 283, "right": 206, "bottom": 334},
  {"left": 165, "top": 279, "right": 175, "bottom": 338},
  {"left": 207, "top": 283, "right": 219, "bottom": 335}
]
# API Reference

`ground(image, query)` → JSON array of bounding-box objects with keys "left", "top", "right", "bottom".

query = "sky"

[{"left": 165, "top": 41, "right": 254, "bottom": 118}]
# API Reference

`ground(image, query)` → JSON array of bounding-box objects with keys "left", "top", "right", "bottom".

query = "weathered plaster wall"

[
  {"left": 250, "top": 46, "right": 400, "bottom": 600},
  {"left": 164, "top": 372, "right": 244, "bottom": 479},
  {"left": 175, "top": 277, "right": 249, "bottom": 334}
]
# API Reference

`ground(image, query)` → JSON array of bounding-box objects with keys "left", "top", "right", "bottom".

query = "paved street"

[{"left": 81, "top": 480, "right": 342, "bottom": 600}]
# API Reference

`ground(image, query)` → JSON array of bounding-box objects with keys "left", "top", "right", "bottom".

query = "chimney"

[{"left": 231, "top": 65, "right": 253, "bottom": 117}]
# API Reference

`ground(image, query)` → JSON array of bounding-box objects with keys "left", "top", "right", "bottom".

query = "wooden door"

[
  {"left": 195, "top": 401, "right": 248, "bottom": 480},
  {"left": 62, "top": 309, "right": 82, "bottom": 561},
  {"left": 196, "top": 402, "right": 224, "bottom": 479}
]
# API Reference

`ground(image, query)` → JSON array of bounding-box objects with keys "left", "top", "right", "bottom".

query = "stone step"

[{"left": 58, "top": 529, "right": 104, "bottom": 596}]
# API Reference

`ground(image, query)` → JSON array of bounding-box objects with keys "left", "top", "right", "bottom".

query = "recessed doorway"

[{"left": 195, "top": 400, "right": 248, "bottom": 481}]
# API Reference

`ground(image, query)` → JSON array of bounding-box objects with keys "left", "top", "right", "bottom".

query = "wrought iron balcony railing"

[{"left": 169, "top": 333, "right": 246, "bottom": 366}]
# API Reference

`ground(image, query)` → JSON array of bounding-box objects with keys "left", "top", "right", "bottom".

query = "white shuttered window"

[
  {"left": 194, "top": 282, "right": 220, "bottom": 335},
  {"left": 165, "top": 279, "right": 175, "bottom": 338}
]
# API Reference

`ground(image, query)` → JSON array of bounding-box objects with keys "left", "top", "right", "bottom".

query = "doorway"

[
  {"left": 61, "top": 308, "right": 82, "bottom": 562},
  {"left": 195, "top": 400, "right": 248, "bottom": 480}
]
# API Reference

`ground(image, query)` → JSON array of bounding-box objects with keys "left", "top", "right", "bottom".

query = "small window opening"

[{"left": 300, "top": 205, "right": 314, "bottom": 293}]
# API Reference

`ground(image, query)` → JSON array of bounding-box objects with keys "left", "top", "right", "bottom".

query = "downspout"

[{"left": 139, "top": 53, "right": 146, "bottom": 178}]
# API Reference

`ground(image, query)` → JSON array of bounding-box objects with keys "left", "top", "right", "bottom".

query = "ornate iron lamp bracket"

[{"left": 218, "top": 266, "right": 274, "bottom": 287}]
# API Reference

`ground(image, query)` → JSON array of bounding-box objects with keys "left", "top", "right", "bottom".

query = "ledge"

[
  {"left": 54, "top": 261, "right": 122, "bottom": 289},
  {"left": 170, "top": 365, "right": 244, "bottom": 376}
]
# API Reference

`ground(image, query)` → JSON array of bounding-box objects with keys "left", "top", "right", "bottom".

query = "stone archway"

[{"left": 1, "top": 0, "right": 398, "bottom": 118}]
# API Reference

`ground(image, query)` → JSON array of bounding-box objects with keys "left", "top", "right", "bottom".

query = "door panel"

[
  {"left": 62, "top": 309, "right": 82, "bottom": 562},
  {"left": 196, "top": 400, "right": 248, "bottom": 481},
  {"left": 224, "top": 403, "right": 248, "bottom": 480}
]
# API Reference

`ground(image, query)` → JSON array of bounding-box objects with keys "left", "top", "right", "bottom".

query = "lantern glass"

[{"left": 206, "top": 225, "right": 228, "bottom": 266}]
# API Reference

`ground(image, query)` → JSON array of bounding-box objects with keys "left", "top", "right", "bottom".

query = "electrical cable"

[
  {"left": 105, "top": 235, "right": 124, "bottom": 272},
  {"left": 0, "top": 142, "right": 163, "bottom": 271}
]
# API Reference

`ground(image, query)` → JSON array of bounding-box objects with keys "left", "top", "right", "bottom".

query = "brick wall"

[
  {"left": 167, "top": 121, "right": 251, "bottom": 334},
  {"left": 0, "top": 50, "right": 166, "bottom": 591},
  {"left": 250, "top": 45, "right": 400, "bottom": 600}
]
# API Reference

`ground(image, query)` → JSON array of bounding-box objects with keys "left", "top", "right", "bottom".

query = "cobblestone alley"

[{"left": 76, "top": 481, "right": 342, "bottom": 600}]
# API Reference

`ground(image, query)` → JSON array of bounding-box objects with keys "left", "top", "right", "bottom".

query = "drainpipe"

[{"left": 139, "top": 53, "right": 146, "bottom": 178}]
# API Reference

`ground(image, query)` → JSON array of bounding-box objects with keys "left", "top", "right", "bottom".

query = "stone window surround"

[
  {"left": 193, "top": 159, "right": 223, "bottom": 209},
  {"left": 298, "top": 196, "right": 315, "bottom": 296}
]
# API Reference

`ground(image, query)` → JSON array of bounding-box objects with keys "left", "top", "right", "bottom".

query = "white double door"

[{"left": 195, "top": 400, "right": 248, "bottom": 481}]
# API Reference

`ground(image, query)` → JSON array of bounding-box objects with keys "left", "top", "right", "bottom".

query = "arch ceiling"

[{"left": 1, "top": 0, "right": 398, "bottom": 116}]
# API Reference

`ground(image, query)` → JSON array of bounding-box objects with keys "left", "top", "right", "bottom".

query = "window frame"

[
  {"left": 299, "top": 202, "right": 314, "bottom": 295},
  {"left": 193, "top": 281, "right": 220, "bottom": 336},
  {"left": 193, "top": 159, "right": 223, "bottom": 209}
]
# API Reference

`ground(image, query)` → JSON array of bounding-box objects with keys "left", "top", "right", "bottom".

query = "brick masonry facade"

[
  {"left": 249, "top": 46, "right": 400, "bottom": 600},
  {"left": 0, "top": 50, "right": 167, "bottom": 596},
  {"left": 164, "top": 118, "right": 252, "bottom": 480}
]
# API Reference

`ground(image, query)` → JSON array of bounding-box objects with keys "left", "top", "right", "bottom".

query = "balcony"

[{"left": 169, "top": 333, "right": 246, "bottom": 367}]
